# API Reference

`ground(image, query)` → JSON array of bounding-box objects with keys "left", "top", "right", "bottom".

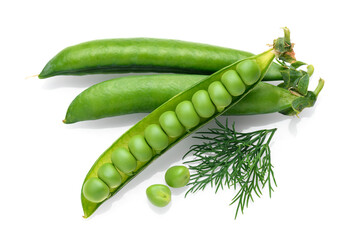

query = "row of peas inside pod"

[{"left": 82, "top": 58, "right": 262, "bottom": 207}]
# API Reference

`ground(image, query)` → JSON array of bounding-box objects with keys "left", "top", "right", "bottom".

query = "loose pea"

[
  {"left": 191, "top": 90, "right": 215, "bottom": 118},
  {"left": 165, "top": 166, "right": 190, "bottom": 188},
  {"left": 83, "top": 177, "right": 110, "bottom": 203},
  {"left": 111, "top": 147, "right": 137, "bottom": 174},
  {"left": 236, "top": 60, "right": 261, "bottom": 85},
  {"left": 159, "top": 111, "right": 184, "bottom": 138},
  {"left": 97, "top": 163, "right": 122, "bottom": 188},
  {"left": 208, "top": 81, "right": 232, "bottom": 112},
  {"left": 146, "top": 184, "right": 171, "bottom": 207},
  {"left": 128, "top": 135, "right": 153, "bottom": 162},
  {"left": 221, "top": 70, "right": 246, "bottom": 96},
  {"left": 144, "top": 124, "right": 169, "bottom": 151},
  {"left": 175, "top": 100, "right": 200, "bottom": 129}
]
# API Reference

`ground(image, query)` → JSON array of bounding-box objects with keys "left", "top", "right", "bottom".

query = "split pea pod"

[
  {"left": 64, "top": 74, "right": 323, "bottom": 124},
  {"left": 81, "top": 48, "right": 275, "bottom": 218},
  {"left": 38, "top": 38, "right": 283, "bottom": 80}
]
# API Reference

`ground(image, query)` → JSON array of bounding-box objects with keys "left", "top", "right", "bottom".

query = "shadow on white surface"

[
  {"left": 171, "top": 186, "right": 189, "bottom": 196},
  {"left": 288, "top": 105, "right": 316, "bottom": 136},
  {"left": 147, "top": 199, "right": 172, "bottom": 214}
]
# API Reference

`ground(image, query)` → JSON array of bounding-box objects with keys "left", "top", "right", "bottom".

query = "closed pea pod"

[
  {"left": 128, "top": 135, "right": 153, "bottom": 162},
  {"left": 82, "top": 178, "right": 109, "bottom": 203},
  {"left": 144, "top": 124, "right": 169, "bottom": 151},
  {"left": 81, "top": 46, "right": 278, "bottom": 218},
  {"left": 175, "top": 101, "right": 200, "bottom": 129},
  {"left": 159, "top": 111, "right": 184, "bottom": 138},
  {"left": 191, "top": 90, "right": 215, "bottom": 118},
  {"left": 64, "top": 74, "right": 324, "bottom": 124},
  {"left": 208, "top": 81, "right": 232, "bottom": 112},
  {"left": 221, "top": 70, "right": 245, "bottom": 96},
  {"left": 38, "top": 38, "right": 284, "bottom": 80},
  {"left": 111, "top": 147, "right": 137, "bottom": 174},
  {"left": 97, "top": 163, "right": 122, "bottom": 188}
]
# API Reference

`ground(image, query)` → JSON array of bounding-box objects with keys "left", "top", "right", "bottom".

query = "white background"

[{"left": 1, "top": 0, "right": 359, "bottom": 239}]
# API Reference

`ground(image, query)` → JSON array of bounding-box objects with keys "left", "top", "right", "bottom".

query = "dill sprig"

[{"left": 183, "top": 118, "right": 277, "bottom": 218}]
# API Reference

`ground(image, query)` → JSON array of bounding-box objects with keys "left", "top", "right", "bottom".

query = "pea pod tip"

[{"left": 25, "top": 74, "right": 39, "bottom": 79}]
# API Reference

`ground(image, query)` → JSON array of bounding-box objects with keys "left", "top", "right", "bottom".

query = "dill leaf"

[{"left": 183, "top": 118, "right": 277, "bottom": 219}]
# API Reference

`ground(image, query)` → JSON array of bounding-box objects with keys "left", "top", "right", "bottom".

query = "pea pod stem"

[
  {"left": 313, "top": 78, "right": 325, "bottom": 97},
  {"left": 283, "top": 27, "right": 291, "bottom": 44}
]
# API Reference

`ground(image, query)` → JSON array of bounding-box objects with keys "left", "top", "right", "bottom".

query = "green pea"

[
  {"left": 97, "top": 163, "right": 122, "bottom": 188},
  {"left": 236, "top": 60, "right": 261, "bottom": 85},
  {"left": 128, "top": 135, "right": 153, "bottom": 162},
  {"left": 144, "top": 124, "right": 169, "bottom": 151},
  {"left": 159, "top": 111, "right": 184, "bottom": 138},
  {"left": 111, "top": 147, "right": 137, "bottom": 174},
  {"left": 191, "top": 90, "right": 215, "bottom": 118},
  {"left": 83, "top": 177, "right": 110, "bottom": 203},
  {"left": 146, "top": 184, "right": 171, "bottom": 207},
  {"left": 175, "top": 100, "right": 200, "bottom": 129},
  {"left": 208, "top": 81, "right": 232, "bottom": 112},
  {"left": 221, "top": 70, "right": 246, "bottom": 96},
  {"left": 165, "top": 166, "right": 190, "bottom": 188}
]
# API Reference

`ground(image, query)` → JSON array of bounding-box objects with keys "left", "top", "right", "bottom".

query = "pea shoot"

[{"left": 184, "top": 119, "right": 277, "bottom": 219}]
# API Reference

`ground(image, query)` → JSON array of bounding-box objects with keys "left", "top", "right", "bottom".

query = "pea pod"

[
  {"left": 64, "top": 74, "right": 323, "bottom": 124},
  {"left": 81, "top": 48, "right": 275, "bottom": 218},
  {"left": 38, "top": 38, "right": 283, "bottom": 80}
]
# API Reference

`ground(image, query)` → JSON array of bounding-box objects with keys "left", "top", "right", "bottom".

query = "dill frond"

[{"left": 183, "top": 118, "right": 277, "bottom": 219}]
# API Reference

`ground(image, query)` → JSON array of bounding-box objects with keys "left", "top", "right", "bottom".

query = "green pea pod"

[
  {"left": 64, "top": 74, "right": 323, "bottom": 124},
  {"left": 81, "top": 48, "right": 275, "bottom": 218},
  {"left": 38, "top": 38, "right": 283, "bottom": 81}
]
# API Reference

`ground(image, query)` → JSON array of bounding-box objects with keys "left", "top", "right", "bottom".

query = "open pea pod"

[{"left": 81, "top": 48, "right": 276, "bottom": 218}]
